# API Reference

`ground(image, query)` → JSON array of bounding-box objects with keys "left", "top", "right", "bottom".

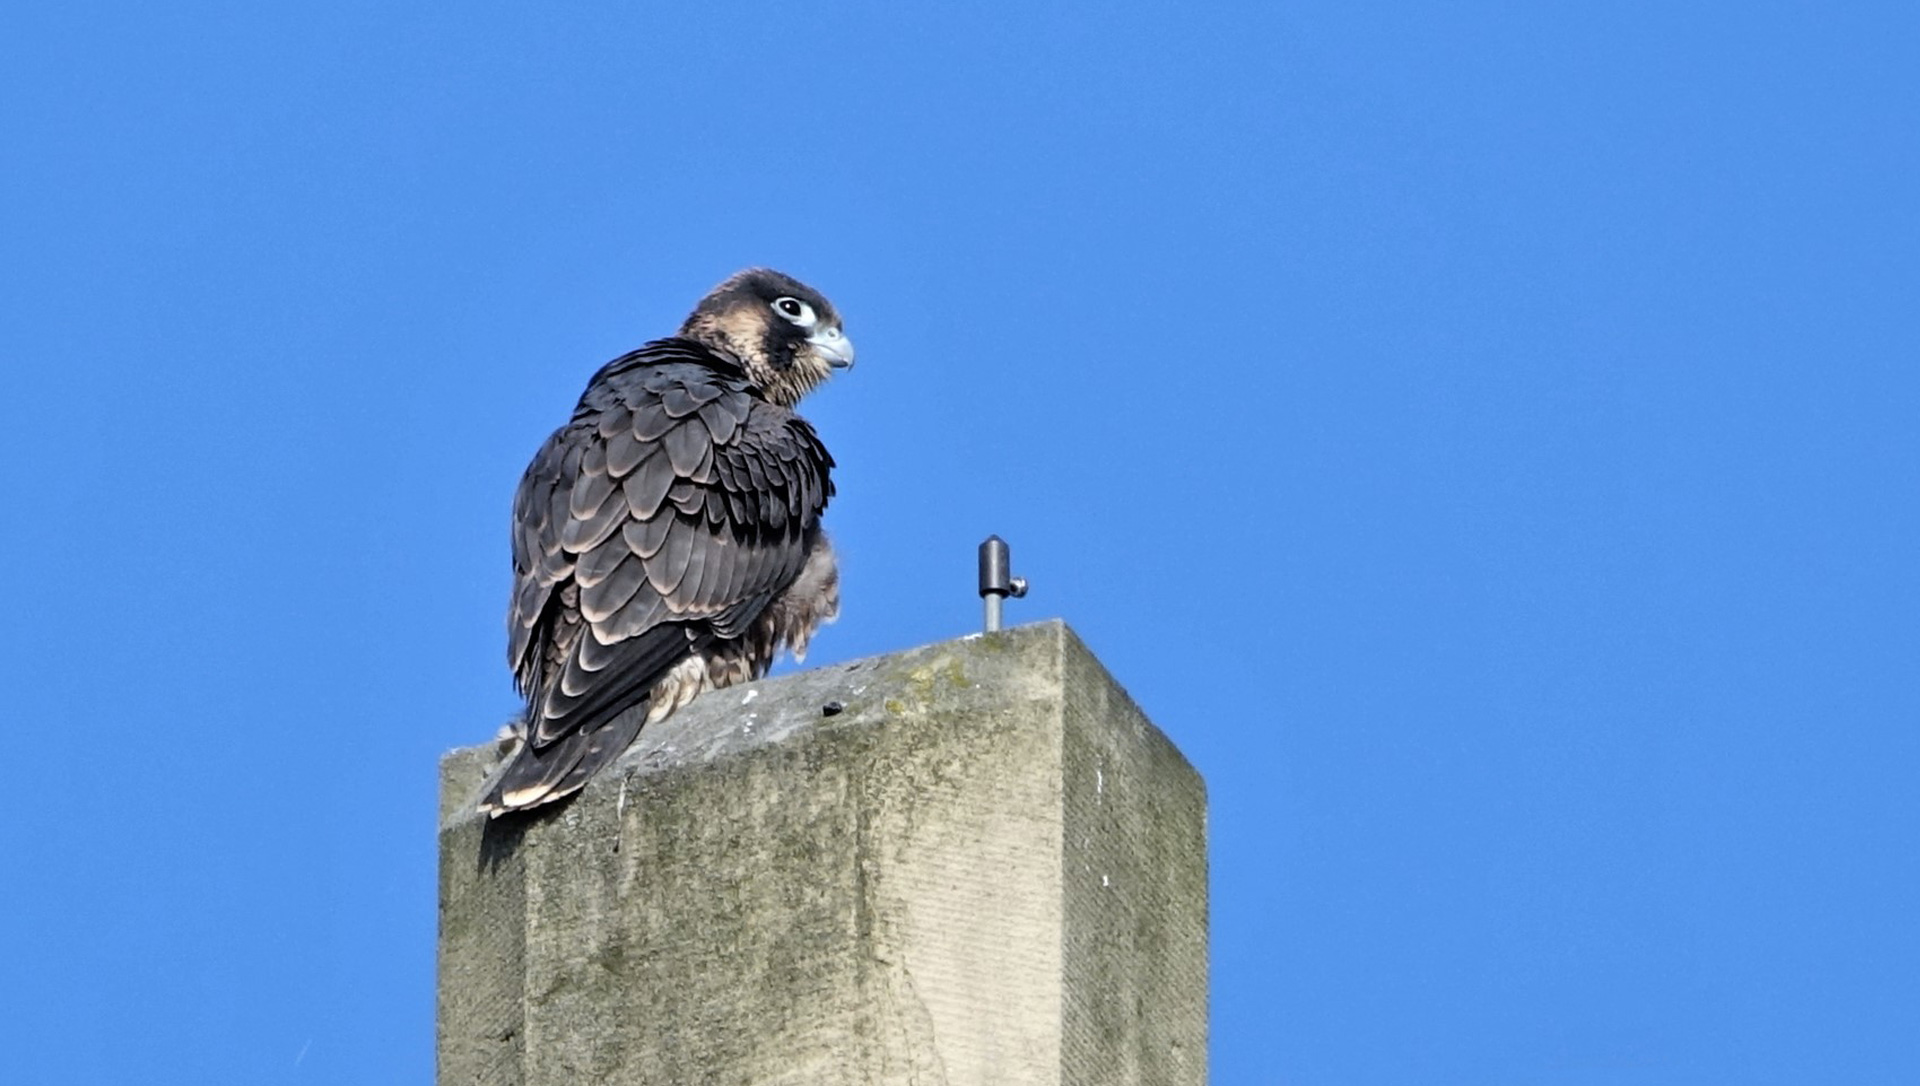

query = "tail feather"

[{"left": 479, "top": 702, "right": 650, "bottom": 816}]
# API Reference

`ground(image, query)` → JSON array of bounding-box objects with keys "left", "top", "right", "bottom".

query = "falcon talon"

[{"left": 478, "top": 269, "right": 853, "bottom": 817}]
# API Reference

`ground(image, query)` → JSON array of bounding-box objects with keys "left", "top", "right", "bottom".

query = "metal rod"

[{"left": 977, "top": 535, "right": 1028, "bottom": 633}]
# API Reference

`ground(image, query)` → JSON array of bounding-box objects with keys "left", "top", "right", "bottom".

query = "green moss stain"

[{"left": 899, "top": 654, "right": 971, "bottom": 706}]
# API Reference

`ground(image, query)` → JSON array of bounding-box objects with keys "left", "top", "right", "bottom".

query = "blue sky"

[{"left": 3, "top": 2, "right": 1915, "bottom": 1082}]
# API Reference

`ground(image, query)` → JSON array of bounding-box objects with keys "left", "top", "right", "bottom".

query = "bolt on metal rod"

[{"left": 977, "top": 535, "right": 1029, "bottom": 632}]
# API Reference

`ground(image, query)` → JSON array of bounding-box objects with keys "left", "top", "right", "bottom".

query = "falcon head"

[{"left": 679, "top": 268, "right": 854, "bottom": 407}]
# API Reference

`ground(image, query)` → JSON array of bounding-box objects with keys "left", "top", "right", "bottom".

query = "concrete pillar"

[{"left": 437, "top": 620, "right": 1207, "bottom": 1085}]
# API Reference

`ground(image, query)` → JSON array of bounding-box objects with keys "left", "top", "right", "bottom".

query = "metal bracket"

[{"left": 977, "top": 535, "right": 1029, "bottom": 633}]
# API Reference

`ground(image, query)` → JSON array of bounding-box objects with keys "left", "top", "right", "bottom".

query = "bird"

[{"left": 480, "top": 268, "right": 853, "bottom": 816}]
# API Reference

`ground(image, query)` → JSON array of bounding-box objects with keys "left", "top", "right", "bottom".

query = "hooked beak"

[{"left": 808, "top": 326, "right": 855, "bottom": 370}]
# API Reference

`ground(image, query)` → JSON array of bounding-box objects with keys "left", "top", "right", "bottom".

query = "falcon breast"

[{"left": 480, "top": 268, "right": 853, "bottom": 815}]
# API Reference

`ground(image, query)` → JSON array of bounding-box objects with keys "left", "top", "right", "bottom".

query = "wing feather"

[
  {"left": 579, "top": 551, "right": 647, "bottom": 623},
  {"left": 573, "top": 532, "right": 628, "bottom": 588},
  {"left": 698, "top": 399, "right": 741, "bottom": 446},
  {"left": 596, "top": 405, "right": 632, "bottom": 440},
  {"left": 623, "top": 515, "right": 673, "bottom": 559},
  {"left": 623, "top": 451, "right": 677, "bottom": 521},
  {"left": 663, "top": 419, "right": 707, "bottom": 476},
  {"left": 604, "top": 581, "right": 669, "bottom": 640},
  {"left": 631, "top": 401, "right": 675, "bottom": 441},
  {"left": 667, "top": 479, "right": 704, "bottom": 517},
  {"left": 605, "top": 428, "right": 648, "bottom": 478},
  {"left": 492, "top": 336, "right": 837, "bottom": 814},
  {"left": 560, "top": 487, "right": 627, "bottom": 552},
  {"left": 645, "top": 518, "right": 695, "bottom": 596},
  {"left": 660, "top": 384, "right": 701, "bottom": 418},
  {"left": 676, "top": 537, "right": 712, "bottom": 610}
]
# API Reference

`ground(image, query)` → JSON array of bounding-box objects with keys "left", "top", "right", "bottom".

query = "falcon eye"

[{"left": 772, "top": 297, "right": 817, "bottom": 327}]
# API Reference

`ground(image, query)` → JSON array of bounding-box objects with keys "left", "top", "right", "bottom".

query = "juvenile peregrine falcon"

[{"left": 481, "top": 268, "right": 852, "bottom": 815}]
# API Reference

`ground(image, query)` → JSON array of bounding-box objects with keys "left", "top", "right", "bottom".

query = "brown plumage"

[{"left": 480, "top": 268, "right": 853, "bottom": 816}]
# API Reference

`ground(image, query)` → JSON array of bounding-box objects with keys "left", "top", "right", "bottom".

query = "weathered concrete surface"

[{"left": 438, "top": 620, "right": 1207, "bottom": 1086}]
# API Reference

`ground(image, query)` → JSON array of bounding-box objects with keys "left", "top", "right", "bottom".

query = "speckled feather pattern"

[{"left": 483, "top": 313, "right": 841, "bottom": 815}]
